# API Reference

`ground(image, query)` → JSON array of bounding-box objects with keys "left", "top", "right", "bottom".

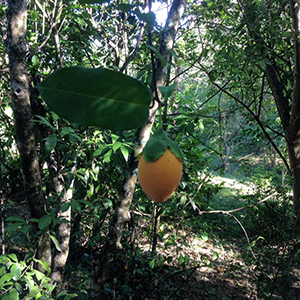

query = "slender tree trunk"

[
  {"left": 6, "top": 0, "right": 51, "bottom": 270},
  {"left": 152, "top": 207, "right": 161, "bottom": 253},
  {"left": 50, "top": 150, "right": 77, "bottom": 289},
  {"left": 288, "top": 0, "right": 300, "bottom": 224},
  {"left": 96, "top": 0, "right": 187, "bottom": 292}
]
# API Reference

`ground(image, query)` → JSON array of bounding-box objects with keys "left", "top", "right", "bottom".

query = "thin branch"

[
  {"left": 209, "top": 77, "right": 291, "bottom": 175},
  {"left": 120, "top": 23, "right": 146, "bottom": 73},
  {"left": 257, "top": 75, "right": 265, "bottom": 118},
  {"left": 196, "top": 192, "right": 278, "bottom": 216},
  {"left": 230, "top": 213, "right": 256, "bottom": 259}
]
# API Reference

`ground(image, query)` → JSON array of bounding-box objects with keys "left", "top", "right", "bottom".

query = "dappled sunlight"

[{"left": 211, "top": 176, "right": 255, "bottom": 196}]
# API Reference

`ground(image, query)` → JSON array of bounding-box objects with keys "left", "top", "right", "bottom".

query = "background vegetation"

[{"left": 0, "top": 0, "right": 299, "bottom": 299}]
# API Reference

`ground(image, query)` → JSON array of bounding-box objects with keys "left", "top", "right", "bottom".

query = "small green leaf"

[
  {"left": 200, "top": 231, "right": 209, "bottom": 242},
  {"left": 24, "top": 274, "right": 35, "bottom": 290},
  {"left": 180, "top": 195, "right": 187, "bottom": 205},
  {"left": 44, "top": 134, "right": 57, "bottom": 155},
  {"left": 57, "top": 291, "right": 78, "bottom": 299},
  {"left": 21, "top": 224, "right": 29, "bottom": 234},
  {"left": 178, "top": 254, "right": 184, "bottom": 265},
  {"left": 93, "top": 145, "right": 110, "bottom": 157},
  {"left": 60, "top": 127, "right": 73, "bottom": 136},
  {"left": 29, "top": 218, "right": 39, "bottom": 223},
  {"left": 148, "top": 259, "right": 155, "bottom": 269},
  {"left": 134, "top": 10, "right": 156, "bottom": 25},
  {"left": 0, "top": 273, "right": 14, "bottom": 288},
  {"left": 2, "top": 288, "right": 19, "bottom": 300},
  {"left": 15, "top": 282, "right": 23, "bottom": 293},
  {"left": 10, "top": 263, "right": 22, "bottom": 281},
  {"left": 31, "top": 54, "right": 39, "bottom": 67},
  {"left": 34, "top": 259, "right": 51, "bottom": 273},
  {"left": 198, "top": 120, "right": 204, "bottom": 131},
  {"left": 158, "top": 82, "right": 177, "bottom": 98},
  {"left": 6, "top": 223, "right": 23, "bottom": 232},
  {"left": 147, "top": 45, "right": 167, "bottom": 67},
  {"left": 0, "top": 266, "right": 6, "bottom": 277},
  {"left": 6, "top": 217, "right": 26, "bottom": 223},
  {"left": 38, "top": 215, "right": 52, "bottom": 230},
  {"left": 142, "top": 129, "right": 183, "bottom": 162},
  {"left": 33, "top": 269, "right": 46, "bottom": 281},
  {"left": 112, "top": 141, "right": 121, "bottom": 153},
  {"left": 118, "top": 4, "right": 136, "bottom": 12},
  {"left": 8, "top": 254, "right": 18, "bottom": 262},
  {"left": 33, "top": 115, "right": 55, "bottom": 130},
  {"left": 87, "top": 184, "right": 94, "bottom": 198},
  {"left": 120, "top": 146, "right": 129, "bottom": 162},
  {"left": 50, "top": 235, "right": 62, "bottom": 252},
  {"left": 102, "top": 198, "right": 113, "bottom": 209},
  {"left": 213, "top": 251, "right": 219, "bottom": 260},
  {"left": 111, "top": 134, "right": 119, "bottom": 143},
  {"left": 104, "top": 150, "right": 112, "bottom": 163},
  {"left": 61, "top": 203, "right": 71, "bottom": 212},
  {"left": 77, "top": 199, "right": 94, "bottom": 207}
]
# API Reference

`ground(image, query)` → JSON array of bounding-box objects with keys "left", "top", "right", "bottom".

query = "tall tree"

[{"left": 6, "top": 0, "right": 51, "bottom": 270}]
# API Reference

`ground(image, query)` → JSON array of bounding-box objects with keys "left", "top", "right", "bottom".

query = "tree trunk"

[
  {"left": 49, "top": 150, "right": 77, "bottom": 289},
  {"left": 6, "top": 0, "right": 51, "bottom": 270},
  {"left": 288, "top": 0, "right": 300, "bottom": 224},
  {"left": 96, "top": 0, "right": 187, "bottom": 292}
]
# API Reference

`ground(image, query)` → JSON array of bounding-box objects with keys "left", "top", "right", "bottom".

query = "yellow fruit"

[{"left": 138, "top": 149, "right": 183, "bottom": 203}]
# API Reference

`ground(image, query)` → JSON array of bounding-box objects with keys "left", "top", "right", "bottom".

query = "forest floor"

[
  {"left": 4, "top": 173, "right": 300, "bottom": 299},
  {"left": 133, "top": 175, "right": 300, "bottom": 300}
]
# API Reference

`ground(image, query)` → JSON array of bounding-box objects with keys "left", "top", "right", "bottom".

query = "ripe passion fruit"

[{"left": 138, "top": 148, "right": 183, "bottom": 203}]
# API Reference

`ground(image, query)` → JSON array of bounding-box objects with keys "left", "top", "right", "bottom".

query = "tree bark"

[
  {"left": 96, "top": 0, "right": 187, "bottom": 292},
  {"left": 288, "top": 0, "right": 300, "bottom": 224},
  {"left": 50, "top": 150, "right": 77, "bottom": 289},
  {"left": 6, "top": 0, "right": 51, "bottom": 270}
]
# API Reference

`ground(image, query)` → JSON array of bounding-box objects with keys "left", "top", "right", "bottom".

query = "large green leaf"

[{"left": 37, "top": 67, "right": 151, "bottom": 130}]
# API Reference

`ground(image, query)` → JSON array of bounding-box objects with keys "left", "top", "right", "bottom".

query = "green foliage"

[
  {"left": 0, "top": 254, "right": 77, "bottom": 299},
  {"left": 1, "top": 0, "right": 299, "bottom": 299},
  {"left": 142, "top": 129, "right": 183, "bottom": 162}
]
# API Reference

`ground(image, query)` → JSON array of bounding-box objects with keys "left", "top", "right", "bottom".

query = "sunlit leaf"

[
  {"left": 112, "top": 141, "right": 122, "bottom": 153},
  {"left": 8, "top": 254, "right": 18, "bottom": 262},
  {"left": 120, "top": 146, "right": 129, "bottom": 161},
  {"left": 104, "top": 150, "right": 112, "bottom": 163},
  {"left": 148, "top": 259, "right": 155, "bottom": 269},
  {"left": 0, "top": 273, "right": 14, "bottom": 288},
  {"left": 50, "top": 235, "right": 62, "bottom": 252},
  {"left": 200, "top": 231, "right": 209, "bottom": 242},
  {"left": 10, "top": 263, "right": 22, "bottom": 281},
  {"left": 2, "top": 288, "right": 19, "bottom": 300}
]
